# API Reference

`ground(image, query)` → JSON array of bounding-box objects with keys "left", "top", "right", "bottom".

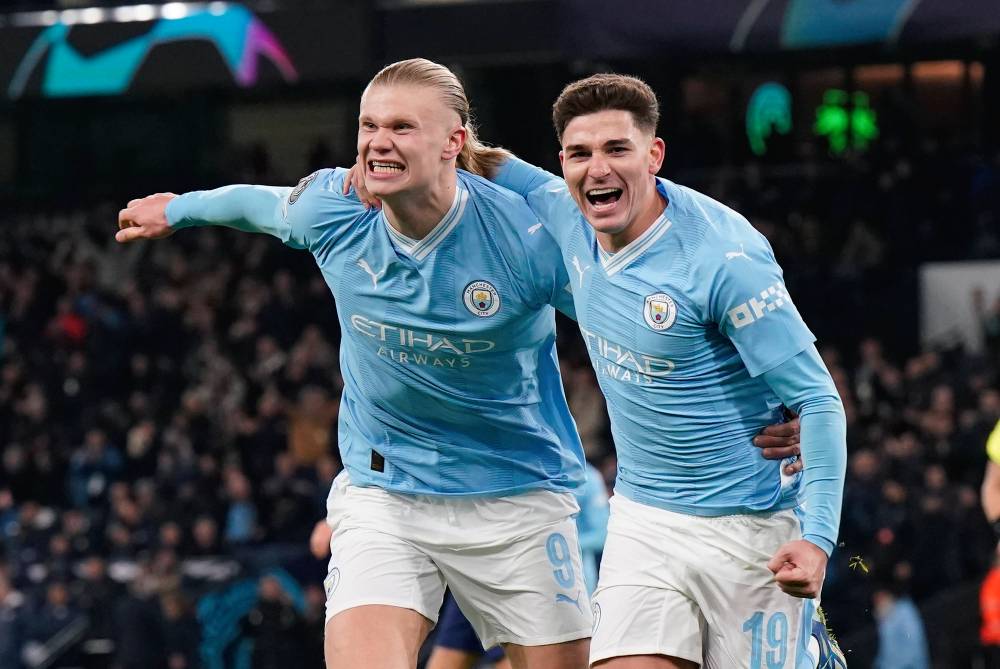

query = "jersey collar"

[
  {"left": 383, "top": 186, "right": 469, "bottom": 261},
  {"left": 598, "top": 213, "right": 672, "bottom": 276},
  {"left": 598, "top": 179, "right": 674, "bottom": 276}
]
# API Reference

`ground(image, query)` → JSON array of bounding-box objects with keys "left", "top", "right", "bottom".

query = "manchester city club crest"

[
  {"left": 463, "top": 280, "right": 501, "bottom": 317},
  {"left": 643, "top": 292, "right": 677, "bottom": 331}
]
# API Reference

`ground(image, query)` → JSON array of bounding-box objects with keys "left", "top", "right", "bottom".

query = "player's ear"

[
  {"left": 558, "top": 150, "right": 566, "bottom": 168},
  {"left": 648, "top": 137, "right": 665, "bottom": 175},
  {"left": 443, "top": 125, "right": 466, "bottom": 161}
]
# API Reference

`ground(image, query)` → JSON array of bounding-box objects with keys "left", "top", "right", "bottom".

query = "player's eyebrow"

[
  {"left": 358, "top": 113, "right": 418, "bottom": 126},
  {"left": 564, "top": 138, "right": 632, "bottom": 153},
  {"left": 603, "top": 138, "right": 632, "bottom": 149}
]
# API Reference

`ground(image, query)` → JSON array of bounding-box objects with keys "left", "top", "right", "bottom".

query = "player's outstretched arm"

[
  {"left": 116, "top": 193, "right": 177, "bottom": 243},
  {"left": 760, "top": 346, "right": 847, "bottom": 599},
  {"left": 117, "top": 184, "right": 298, "bottom": 246}
]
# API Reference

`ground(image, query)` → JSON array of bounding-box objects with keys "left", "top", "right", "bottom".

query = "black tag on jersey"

[
  {"left": 288, "top": 171, "right": 318, "bottom": 206},
  {"left": 370, "top": 450, "right": 385, "bottom": 473}
]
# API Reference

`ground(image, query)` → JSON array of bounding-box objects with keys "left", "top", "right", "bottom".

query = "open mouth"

[
  {"left": 585, "top": 187, "right": 623, "bottom": 208},
  {"left": 369, "top": 160, "right": 405, "bottom": 175}
]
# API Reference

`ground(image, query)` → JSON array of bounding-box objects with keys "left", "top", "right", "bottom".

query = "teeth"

[
  {"left": 587, "top": 187, "right": 620, "bottom": 195},
  {"left": 370, "top": 161, "right": 404, "bottom": 173}
]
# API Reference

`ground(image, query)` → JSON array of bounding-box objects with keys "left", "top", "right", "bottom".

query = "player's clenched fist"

[
  {"left": 116, "top": 192, "right": 177, "bottom": 243},
  {"left": 766, "top": 539, "right": 828, "bottom": 599}
]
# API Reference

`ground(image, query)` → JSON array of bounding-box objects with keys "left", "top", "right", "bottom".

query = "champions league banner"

[{"left": 0, "top": 2, "right": 368, "bottom": 100}]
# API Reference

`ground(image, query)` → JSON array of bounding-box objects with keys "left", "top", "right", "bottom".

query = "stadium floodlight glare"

[
  {"left": 112, "top": 6, "right": 139, "bottom": 22},
  {"left": 80, "top": 8, "right": 105, "bottom": 24},
  {"left": 17, "top": 10, "right": 61, "bottom": 26},
  {"left": 59, "top": 9, "right": 81, "bottom": 24},
  {"left": 133, "top": 4, "right": 158, "bottom": 22},
  {"left": 161, "top": 3, "right": 190, "bottom": 20},
  {"left": 208, "top": 2, "right": 228, "bottom": 16}
]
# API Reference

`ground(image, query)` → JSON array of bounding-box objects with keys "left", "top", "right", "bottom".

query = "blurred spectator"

[
  {"left": 0, "top": 569, "right": 26, "bottom": 669},
  {"left": 72, "top": 555, "right": 120, "bottom": 640},
  {"left": 67, "top": 429, "right": 123, "bottom": 508},
  {"left": 27, "top": 581, "right": 81, "bottom": 645},
  {"left": 286, "top": 385, "right": 338, "bottom": 466},
  {"left": 242, "top": 575, "right": 305, "bottom": 669},
  {"left": 873, "top": 584, "right": 931, "bottom": 669},
  {"left": 112, "top": 570, "right": 166, "bottom": 669},
  {"left": 982, "top": 551, "right": 1000, "bottom": 662},
  {"left": 160, "top": 590, "right": 201, "bottom": 669},
  {"left": 223, "top": 467, "right": 259, "bottom": 545}
]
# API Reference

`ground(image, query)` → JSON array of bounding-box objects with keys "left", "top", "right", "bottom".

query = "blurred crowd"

[{"left": 0, "top": 134, "right": 999, "bottom": 668}]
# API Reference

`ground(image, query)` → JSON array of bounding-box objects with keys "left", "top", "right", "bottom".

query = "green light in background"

[
  {"left": 814, "top": 89, "right": 879, "bottom": 154},
  {"left": 746, "top": 82, "right": 792, "bottom": 156},
  {"left": 850, "top": 91, "right": 879, "bottom": 150}
]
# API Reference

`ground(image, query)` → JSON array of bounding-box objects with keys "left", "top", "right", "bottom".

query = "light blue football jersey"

[
  {"left": 493, "top": 160, "right": 820, "bottom": 517},
  {"left": 575, "top": 462, "right": 609, "bottom": 594},
  {"left": 167, "top": 168, "right": 585, "bottom": 497}
]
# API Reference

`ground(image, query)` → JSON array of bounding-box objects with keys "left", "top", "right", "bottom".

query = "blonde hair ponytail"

[{"left": 367, "top": 58, "right": 512, "bottom": 178}]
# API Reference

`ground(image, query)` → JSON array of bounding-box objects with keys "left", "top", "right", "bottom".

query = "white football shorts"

[
  {"left": 323, "top": 471, "right": 593, "bottom": 648},
  {"left": 590, "top": 493, "right": 817, "bottom": 668}
]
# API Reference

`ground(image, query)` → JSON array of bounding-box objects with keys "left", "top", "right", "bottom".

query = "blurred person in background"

[
  {"left": 982, "top": 418, "right": 1000, "bottom": 665},
  {"left": 242, "top": 575, "right": 305, "bottom": 669},
  {"left": 873, "top": 583, "right": 930, "bottom": 669},
  {"left": 0, "top": 567, "right": 25, "bottom": 669}
]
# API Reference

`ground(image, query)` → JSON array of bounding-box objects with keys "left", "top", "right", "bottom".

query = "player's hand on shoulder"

[
  {"left": 342, "top": 156, "right": 382, "bottom": 210},
  {"left": 116, "top": 192, "right": 177, "bottom": 243},
  {"left": 767, "top": 539, "right": 827, "bottom": 599},
  {"left": 753, "top": 414, "right": 802, "bottom": 474}
]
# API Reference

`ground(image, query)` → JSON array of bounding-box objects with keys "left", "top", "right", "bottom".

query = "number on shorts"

[
  {"left": 742, "top": 611, "right": 788, "bottom": 669},
  {"left": 545, "top": 532, "right": 575, "bottom": 589}
]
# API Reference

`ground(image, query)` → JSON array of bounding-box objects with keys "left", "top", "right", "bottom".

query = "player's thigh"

[
  {"left": 435, "top": 491, "right": 592, "bottom": 650},
  {"left": 424, "top": 646, "right": 481, "bottom": 669},
  {"left": 503, "top": 637, "right": 589, "bottom": 669},
  {"left": 700, "top": 590, "right": 808, "bottom": 669},
  {"left": 324, "top": 523, "right": 446, "bottom": 623},
  {"left": 324, "top": 474, "right": 447, "bottom": 625},
  {"left": 589, "top": 497, "right": 706, "bottom": 666},
  {"left": 590, "top": 585, "right": 703, "bottom": 667},
  {"left": 694, "top": 511, "right": 808, "bottom": 669},
  {"left": 324, "top": 604, "right": 433, "bottom": 669}
]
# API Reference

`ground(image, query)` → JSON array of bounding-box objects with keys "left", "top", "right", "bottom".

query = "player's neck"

[
  {"left": 597, "top": 190, "right": 668, "bottom": 254},
  {"left": 381, "top": 170, "right": 458, "bottom": 240}
]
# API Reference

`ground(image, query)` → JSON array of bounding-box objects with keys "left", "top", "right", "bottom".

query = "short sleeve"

[
  {"left": 705, "top": 230, "right": 815, "bottom": 377},
  {"left": 282, "top": 168, "right": 364, "bottom": 253}
]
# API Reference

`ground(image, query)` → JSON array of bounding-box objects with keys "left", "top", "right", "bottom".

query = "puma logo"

[
  {"left": 571, "top": 256, "right": 592, "bottom": 287},
  {"left": 725, "top": 244, "right": 751, "bottom": 261},
  {"left": 555, "top": 589, "right": 583, "bottom": 614},
  {"left": 357, "top": 259, "right": 385, "bottom": 289}
]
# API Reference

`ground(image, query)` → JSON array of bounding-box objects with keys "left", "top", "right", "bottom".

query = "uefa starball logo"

[
  {"left": 643, "top": 293, "right": 677, "bottom": 331},
  {"left": 463, "top": 280, "right": 501, "bottom": 317}
]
